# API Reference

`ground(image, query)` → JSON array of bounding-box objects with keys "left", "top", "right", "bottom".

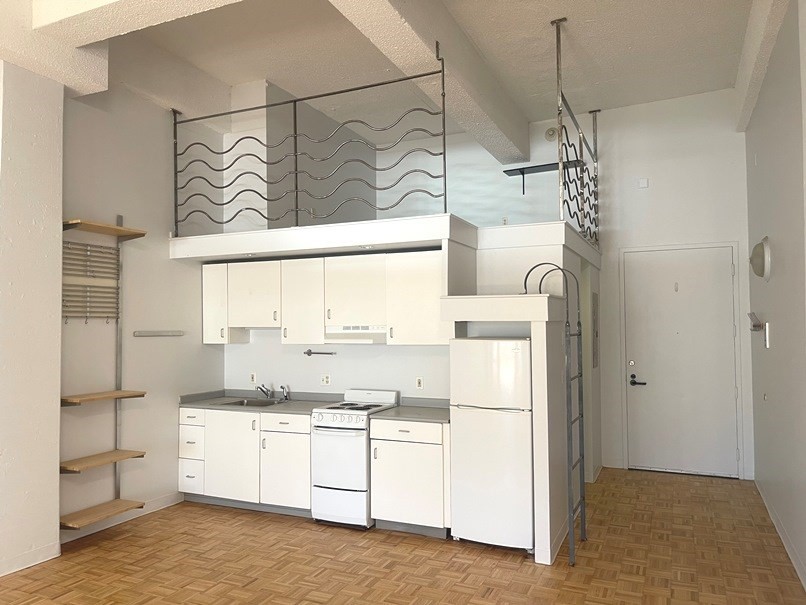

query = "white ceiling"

[
  {"left": 134, "top": 0, "right": 753, "bottom": 122},
  {"left": 443, "top": 0, "right": 754, "bottom": 120}
]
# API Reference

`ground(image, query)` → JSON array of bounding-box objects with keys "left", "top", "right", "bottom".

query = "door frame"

[{"left": 618, "top": 241, "right": 744, "bottom": 478}]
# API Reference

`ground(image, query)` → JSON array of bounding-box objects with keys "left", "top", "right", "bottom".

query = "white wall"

[
  {"left": 746, "top": 0, "right": 806, "bottom": 584},
  {"left": 61, "top": 85, "right": 223, "bottom": 540},
  {"left": 596, "top": 89, "right": 754, "bottom": 478},
  {"left": 0, "top": 62, "right": 63, "bottom": 575}
]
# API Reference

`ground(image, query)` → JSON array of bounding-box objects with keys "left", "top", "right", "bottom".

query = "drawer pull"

[
  {"left": 279, "top": 421, "right": 289, "bottom": 425},
  {"left": 186, "top": 441, "right": 196, "bottom": 444},
  {"left": 185, "top": 475, "right": 196, "bottom": 479},
  {"left": 398, "top": 429, "right": 410, "bottom": 433},
  {"left": 187, "top": 415, "right": 197, "bottom": 419}
]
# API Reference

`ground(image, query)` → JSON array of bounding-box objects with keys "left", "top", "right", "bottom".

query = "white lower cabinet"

[
  {"left": 204, "top": 410, "right": 260, "bottom": 503},
  {"left": 260, "top": 431, "right": 310, "bottom": 509},
  {"left": 370, "top": 420, "right": 446, "bottom": 528}
]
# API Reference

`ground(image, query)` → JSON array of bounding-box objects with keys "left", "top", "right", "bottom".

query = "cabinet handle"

[
  {"left": 252, "top": 420, "right": 257, "bottom": 431},
  {"left": 283, "top": 327, "right": 287, "bottom": 338},
  {"left": 373, "top": 447, "right": 378, "bottom": 459},
  {"left": 220, "top": 327, "right": 225, "bottom": 338},
  {"left": 279, "top": 421, "right": 289, "bottom": 425},
  {"left": 187, "top": 415, "right": 196, "bottom": 419},
  {"left": 262, "top": 438, "right": 266, "bottom": 449},
  {"left": 186, "top": 441, "right": 196, "bottom": 444},
  {"left": 327, "top": 308, "right": 331, "bottom": 319},
  {"left": 398, "top": 429, "right": 410, "bottom": 433},
  {"left": 389, "top": 326, "right": 394, "bottom": 338},
  {"left": 273, "top": 310, "right": 278, "bottom": 321},
  {"left": 185, "top": 475, "right": 196, "bottom": 479}
]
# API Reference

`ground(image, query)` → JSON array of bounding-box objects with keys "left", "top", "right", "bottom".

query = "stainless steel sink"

[{"left": 220, "top": 398, "right": 283, "bottom": 407}]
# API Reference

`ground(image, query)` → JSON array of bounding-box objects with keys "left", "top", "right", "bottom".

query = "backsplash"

[{"left": 225, "top": 329, "right": 450, "bottom": 398}]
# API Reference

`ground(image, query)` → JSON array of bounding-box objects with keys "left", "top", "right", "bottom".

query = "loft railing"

[
  {"left": 554, "top": 17, "right": 600, "bottom": 246},
  {"left": 172, "top": 53, "right": 447, "bottom": 237}
]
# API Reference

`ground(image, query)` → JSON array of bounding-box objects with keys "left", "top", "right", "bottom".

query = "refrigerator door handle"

[{"left": 455, "top": 405, "right": 528, "bottom": 413}]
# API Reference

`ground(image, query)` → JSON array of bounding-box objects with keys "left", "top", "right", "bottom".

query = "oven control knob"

[
  {"left": 347, "top": 416, "right": 352, "bottom": 423},
  {"left": 316, "top": 413, "right": 323, "bottom": 421},
  {"left": 339, "top": 414, "right": 345, "bottom": 422}
]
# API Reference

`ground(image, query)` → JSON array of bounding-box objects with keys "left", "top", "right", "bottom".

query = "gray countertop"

[
  {"left": 373, "top": 406, "right": 450, "bottom": 424},
  {"left": 180, "top": 398, "right": 323, "bottom": 415}
]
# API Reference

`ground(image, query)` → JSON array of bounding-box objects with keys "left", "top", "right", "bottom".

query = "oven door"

[{"left": 311, "top": 426, "right": 369, "bottom": 491}]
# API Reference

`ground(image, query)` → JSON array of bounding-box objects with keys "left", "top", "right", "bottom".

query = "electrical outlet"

[
  {"left": 415, "top": 377, "right": 424, "bottom": 390},
  {"left": 501, "top": 216, "right": 508, "bottom": 225},
  {"left": 249, "top": 372, "right": 257, "bottom": 384},
  {"left": 320, "top": 374, "right": 331, "bottom": 386}
]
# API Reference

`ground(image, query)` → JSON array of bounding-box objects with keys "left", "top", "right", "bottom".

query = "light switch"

[{"left": 638, "top": 178, "right": 650, "bottom": 189}]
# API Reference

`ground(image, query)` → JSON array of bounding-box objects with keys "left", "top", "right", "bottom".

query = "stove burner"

[
  {"left": 350, "top": 405, "right": 380, "bottom": 411},
  {"left": 326, "top": 405, "right": 343, "bottom": 409},
  {"left": 340, "top": 403, "right": 359, "bottom": 407}
]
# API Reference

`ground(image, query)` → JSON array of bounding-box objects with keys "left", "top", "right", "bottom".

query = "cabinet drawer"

[
  {"left": 260, "top": 412, "right": 310, "bottom": 434},
  {"left": 180, "top": 408, "right": 205, "bottom": 426},
  {"left": 370, "top": 419, "right": 442, "bottom": 444},
  {"left": 179, "top": 425, "right": 205, "bottom": 459},
  {"left": 179, "top": 459, "right": 204, "bottom": 494}
]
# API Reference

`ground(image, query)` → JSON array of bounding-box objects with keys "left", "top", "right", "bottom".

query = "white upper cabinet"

[
  {"left": 227, "top": 261, "right": 282, "bottom": 328},
  {"left": 386, "top": 250, "right": 452, "bottom": 345},
  {"left": 281, "top": 257, "right": 325, "bottom": 344},
  {"left": 202, "top": 264, "right": 248, "bottom": 344},
  {"left": 324, "top": 255, "right": 386, "bottom": 327}
]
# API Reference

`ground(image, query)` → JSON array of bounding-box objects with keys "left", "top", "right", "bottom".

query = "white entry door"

[{"left": 624, "top": 246, "right": 738, "bottom": 477}]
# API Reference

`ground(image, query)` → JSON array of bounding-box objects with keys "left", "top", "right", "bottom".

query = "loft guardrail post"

[
  {"left": 292, "top": 100, "right": 300, "bottom": 227},
  {"left": 552, "top": 18, "right": 567, "bottom": 223},
  {"left": 578, "top": 126, "right": 585, "bottom": 238},
  {"left": 172, "top": 109, "right": 179, "bottom": 237},
  {"left": 437, "top": 41, "right": 447, "bottom": 214},
  {"left": 590, "top": 109, "right": 600, "bottom": 244}
]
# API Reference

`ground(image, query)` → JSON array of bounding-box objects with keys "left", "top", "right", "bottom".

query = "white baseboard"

[
  {"left": 60, "top": 492, "right": 184, "bottom": 544},
  {"left": 756, "top": 481, "right": 806, "bottom": 589},
  {"left": 0, "top": 541, "right": 60, "bottom": 578},
  {"left": 589, "top": 465, "right": 603, "bottom": 483}
]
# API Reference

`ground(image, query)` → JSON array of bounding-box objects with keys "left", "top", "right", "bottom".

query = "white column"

[{"left": 0, "top": 61, "right": 64, "bottom": 576}]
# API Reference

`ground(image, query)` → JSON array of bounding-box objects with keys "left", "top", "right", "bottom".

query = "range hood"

[{"left": 324, "top": 325, "right": 387, "bottom": 344}]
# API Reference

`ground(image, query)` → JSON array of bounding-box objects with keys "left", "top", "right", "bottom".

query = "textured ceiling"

[
  {"left": 134, "top": 0, "right": 753, "bottom": 123},
  {"left": 442, "top": 0, "right": 753, "bottom": 120}
]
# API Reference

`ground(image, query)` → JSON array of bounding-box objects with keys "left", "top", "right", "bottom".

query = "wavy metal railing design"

[
  {"left": 561, "top": 125, "right": 598, "bottom": 243},
  {"left": 172, "top": 63, "right": 447, "bottom": 236}
]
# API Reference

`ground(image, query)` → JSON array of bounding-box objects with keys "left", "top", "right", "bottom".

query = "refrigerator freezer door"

[
  {"left": 450, "top": 406, "right": 534, "bottom": 550},
  {"left": 449, "top": 339, "right": 532, "bottom": 410}
]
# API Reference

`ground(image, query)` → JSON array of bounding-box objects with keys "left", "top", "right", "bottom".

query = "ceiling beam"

[
  {"left": 0, "top": 0, "right": 108, "bottom": 96},
  {"left": 109, "top": 36, "right": 231, "bottom": 124},
  {"left": 33, "top": 0, "right": 248, "bottom": 48},
  {"left": 326, "top": 0, "right": 530, "bottom": 164},
  {"left": 735, "top": 0, "right": 790, "bottom": 131}
]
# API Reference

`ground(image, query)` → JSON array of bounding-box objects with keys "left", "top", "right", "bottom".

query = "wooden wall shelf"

[
  {"left": 60, "top": 499, "right": 145, "bottom": 530},
  {"left": 60, "top": 450, "right": 146, "bottom": 474},
  {"left": 63, "top": 219, "right": 146, "bottom": 242},
  {"left": 61, "top": 390, "right": 146, "bottom": 407}
]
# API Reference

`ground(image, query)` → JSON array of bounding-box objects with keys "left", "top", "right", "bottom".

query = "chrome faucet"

[
  {"left": 280, "top": 384, "right": 290, "bottom": 401},
  {"left": 256, "top": 384, "right": 272, "bottom": 399}
]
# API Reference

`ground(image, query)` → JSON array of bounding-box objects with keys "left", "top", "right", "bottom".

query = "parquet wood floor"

[{"left": 2, "top": 468, "right": 805, "bottom": 604}]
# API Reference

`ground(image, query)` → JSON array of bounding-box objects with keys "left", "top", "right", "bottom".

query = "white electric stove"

[{"left": 310, "top": 389, "right": 399, "bottom": 527}]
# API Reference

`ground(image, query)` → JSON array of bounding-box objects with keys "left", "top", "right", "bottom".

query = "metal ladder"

[{"left": 523, "top": 262, "right": 587, "bottom": 566}]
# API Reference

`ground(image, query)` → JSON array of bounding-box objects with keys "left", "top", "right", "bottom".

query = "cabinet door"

[
  {"left": 370, "top": 439, "right": 444, "bottom": 528},
  {"left": 202, "top": 265, "right": 248, "bottom": 344},
  {"left": 324, "top": 255, "right": 386, "bottom": 326},
  {"left": 228, "top": 261, "right": 281, "bottom": 328},
  {"left": 260, "top": 432, "right": 310, "bottom": 509},
  {"left": 202, "top": 264, "right": 228, "bottom": 344},
  {"left": 281, "top": 258, "right": 324, "bottom": 344},
  {"left": 386, "top": 250, "right": 452, "bottom": 345},
  {"left": 204, "top": 410, "right": 260, "bottom": 503}
]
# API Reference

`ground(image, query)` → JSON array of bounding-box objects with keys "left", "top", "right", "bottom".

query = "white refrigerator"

[{"left": 449, "top": 338, "right": 534, "bottom": 550}]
